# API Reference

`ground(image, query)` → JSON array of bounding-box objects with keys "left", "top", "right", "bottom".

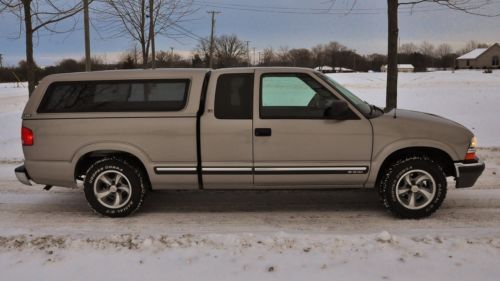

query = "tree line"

[{"left": 0, "top": 37, "right": 490, "bottom": 83}]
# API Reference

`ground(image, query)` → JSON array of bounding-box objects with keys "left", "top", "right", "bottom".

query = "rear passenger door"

[{"left": 200, "top": 70, "right": 254, "bottom": 188}]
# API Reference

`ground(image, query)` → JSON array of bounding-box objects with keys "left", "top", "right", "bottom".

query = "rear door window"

[
  {"left": 214, "top": 73, "right": 253, "bottom": 119},
  {"left": 38, "top": 79, "right": 190, "bottom": 113}
]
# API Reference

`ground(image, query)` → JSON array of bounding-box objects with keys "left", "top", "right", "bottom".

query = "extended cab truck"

[{"left": 15, "top": 67, "right": 485, "bottom": 218}]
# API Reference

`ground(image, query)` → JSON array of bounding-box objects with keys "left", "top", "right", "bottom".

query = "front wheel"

[
  {"left": 379, "top": 156, "right": 447, "bottom": 219},
  {"left": 83, "top": 158, "right": 147, "bottom": 217}
]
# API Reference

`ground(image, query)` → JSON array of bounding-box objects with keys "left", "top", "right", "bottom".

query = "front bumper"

[
  {"left": 15, "top": 165, "right": 32, "bottom": 186},
  {"left": 454, "top": 161, "right": 485, "bottom": 188}
]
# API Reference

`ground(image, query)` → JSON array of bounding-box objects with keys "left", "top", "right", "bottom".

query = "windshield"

[{"left": 315, "top": 72, "right": 375, "bottom": 118}]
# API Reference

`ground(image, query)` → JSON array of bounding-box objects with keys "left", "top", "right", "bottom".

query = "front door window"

[{"left": 260, "top": 74, "right": 338, "bottom": 119}]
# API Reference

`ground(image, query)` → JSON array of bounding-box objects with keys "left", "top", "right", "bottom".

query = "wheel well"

[
  {"left": 375, "top": 147, "right": 456, "bottom": 187},
  {"left": 74, "top": 150, "right": 151, "bottom": 188}
]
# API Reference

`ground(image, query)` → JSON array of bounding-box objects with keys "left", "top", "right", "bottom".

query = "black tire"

[
  {"left": 378, "top": 155, "right": 447, "bottom": 219},
  {"left": 83, "top": 157, "right": 148, "bottom": 217}
]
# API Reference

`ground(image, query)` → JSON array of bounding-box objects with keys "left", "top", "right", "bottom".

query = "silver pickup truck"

[{"left": 15, "top": 67, "right": 484, "bottom": 218}]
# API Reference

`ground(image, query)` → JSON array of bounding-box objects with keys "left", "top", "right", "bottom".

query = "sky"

[{"left": 0, "top": 0, "right": 499, "bottom": 66}]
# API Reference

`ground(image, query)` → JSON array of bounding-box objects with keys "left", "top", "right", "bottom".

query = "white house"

[
  {"left": 380, "top": 64, "right": 414, "bottom": 73},
  {"left": 456, "top": 43, "right": 500, "bottom": 69}
]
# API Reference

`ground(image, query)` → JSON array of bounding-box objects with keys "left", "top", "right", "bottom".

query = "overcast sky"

[{"left": 1, "top": 0, "right": 499, "bottom": 66}]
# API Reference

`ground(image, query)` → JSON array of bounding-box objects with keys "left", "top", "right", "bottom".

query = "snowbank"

[
  {"left": 1, "top": 231, "right": 499, "bottom": 281},
  {"left": 0, "top": 83, "right": 28, "bottom": 161}
]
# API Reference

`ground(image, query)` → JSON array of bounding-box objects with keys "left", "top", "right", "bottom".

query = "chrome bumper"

[{"left": 15, "top": 165, "right": 32, "bottom": 186}]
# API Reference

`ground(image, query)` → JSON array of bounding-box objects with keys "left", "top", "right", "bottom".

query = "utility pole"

[
  {"left": 83, "top": 0, "right": 91, "bottom": 71},
  {"left": 244, "top": 40, "right": 250, "bottom": 66},
  {"left": 149, "top": 0, "right": 156, "bottom": 69},
  {"left": 134, "top": 45, "right": 138, "bottom": 65},
  {"left": 252, "top": 47, "right": 256, "bottom": 65},
  {"left": 207, "top": 10, "right": 220, "bottom": 69},
  {"left": 0, "top": 54, "right": 3, "bottom": 68}
]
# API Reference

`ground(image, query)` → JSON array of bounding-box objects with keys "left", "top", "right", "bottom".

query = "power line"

[{"left": 191, "top": 0, "right": 500, "bottom": 15}]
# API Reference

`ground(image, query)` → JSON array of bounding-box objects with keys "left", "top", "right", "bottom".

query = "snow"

[
  {"left": 1, "top": 71, "right": 500, "bottom": 280},
  {"left": 0, "top": 83, "right": 28, "bottom": 162},
  {"left": 457, "top": 48, "right": 488, "bottom": 60},
  {"left": 328, "top": 70, "right": 500, "bottom": 146},
  {"left": 380, "top": 64, "right": 415, "bottom": 71}
]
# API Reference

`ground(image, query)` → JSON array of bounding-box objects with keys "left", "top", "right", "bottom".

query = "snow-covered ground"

[
  {"left": 329, "top": 70, "right": 500, "bottom": 146},
  {"left": 0, "top": 72, "right": 499, "bottom": 280}
]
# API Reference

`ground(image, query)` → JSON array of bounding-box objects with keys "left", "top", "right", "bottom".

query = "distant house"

[
  {"left": 456, "top": 43, "right": 500, "bottom": 69},
  {"left": 314, "top": 66, "right": 354, "bottom": 73},
  {"left": 314, "top": 66, "right": 333, "bottom": 73},
  {"left": 380, "top": 64, "right": 414, "bottom": 73}
]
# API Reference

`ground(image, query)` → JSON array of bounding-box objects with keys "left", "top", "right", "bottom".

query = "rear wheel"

[
  {"left": 84, "top": 158, "right": 147, "bottom": 217},
  {"left": 379, "top": 156, "right": 447, "bottom": 219}
]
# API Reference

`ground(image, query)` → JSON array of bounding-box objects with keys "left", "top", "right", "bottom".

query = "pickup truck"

[{"left": 15, "top": 67, "right": 485, "bottom": 218}]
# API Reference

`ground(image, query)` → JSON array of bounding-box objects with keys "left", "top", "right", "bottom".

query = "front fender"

[{"left": 366, "top": 139, "right": 460, "bottom": 187}]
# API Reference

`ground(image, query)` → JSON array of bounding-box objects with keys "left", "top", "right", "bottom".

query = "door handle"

[{"left": 255, "top": 128, "right": 272, "bottom": 137}]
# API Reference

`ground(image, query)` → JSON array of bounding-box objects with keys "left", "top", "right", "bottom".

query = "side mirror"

[{"left": 324, "top": 100, "right": 351, "bottom": 120}]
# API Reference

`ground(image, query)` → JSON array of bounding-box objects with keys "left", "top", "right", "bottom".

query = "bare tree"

[
  {"left": 276, "top": 46, "right": 292, "bottom": 66},
  {"left": 288, "top": 48, "right": 313, "bottom": 68},
  {"left": 400, "top": 42, "right": 418, "bottom": 54},
  {"left": 328, "top": 0, "right": 499, "bottom": 111},
  {"left": 435, "top": 43, "right": 455, "bottom": 68},
  {"left": 387, "top": 0, "right": 499, "bottom": 110},
  {"left": 97, "top": 0, "right": 195, "bottom": 67},
  {"left": 260, "top": 47, "right": 276, "bottom": 66},
  {"left": 0, "top": 0, "right": 86, "bottom": 95},
  {"left": 193, "top": 34, "right": 247, "bottom": 68},
  {"left": 193, "top": 37, "right": 211, "bottom": 65},
  {"left": 419, "top": 41, "right": 435, "bottom": 57},
  {"left": 215, "top": 34, "right": 247, "bottom": 67},
  {"left": 436, "top": 43, "right": 453, "bottom": 58},
  {"left": 459, "top": 40, "right": 489, "bottom": 54},
  {"left": 156, "top": 50, "right": 187, "bottom": 67}
]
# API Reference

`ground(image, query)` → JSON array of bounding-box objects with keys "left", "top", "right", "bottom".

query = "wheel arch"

[
  {"left": 72, "top": 143, "right": 152, "bottom": 188},
  {"left": 371, "top": 146, "right": 456, "bottom": 189}
]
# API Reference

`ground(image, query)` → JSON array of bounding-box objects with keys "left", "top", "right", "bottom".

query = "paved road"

[{"left": 1, "top": 176, "right": 500, "bottom": 238}]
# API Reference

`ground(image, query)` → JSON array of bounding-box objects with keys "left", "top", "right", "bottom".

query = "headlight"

[
  {"left": 465, "top": 136, "right": 477, "bottom": 161},
  {"left": 470, "top": 136, "right": 477, "bottom": 149}
]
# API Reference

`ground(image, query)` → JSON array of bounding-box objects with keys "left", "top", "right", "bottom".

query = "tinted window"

[
  {"left": 38, "top": 80, "right": 189, "bottom": 113},
  {"left": 260, "top": 74, "right": 338, "bottom": 119},
  {"left": 214, "top": 73, "right": 253, "bottom": 119}
]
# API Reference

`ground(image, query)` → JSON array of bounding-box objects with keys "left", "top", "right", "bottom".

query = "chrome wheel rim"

[
  {"left": 93, "top": 170, "right": 132, "bottom": 209},
  {"left": 395, "top": 169, "right": 436, "bottom": 210}
]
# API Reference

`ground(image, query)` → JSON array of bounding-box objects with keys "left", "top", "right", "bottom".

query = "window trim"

[
  {"left": 37, "top": 79, "right": 191, "bottom": 113},
  {"left": 214, "top": 73, "right": 254, "bottom": 120},
  {"left": 258, "top": 72, "right": 357, "bottom": 120}
]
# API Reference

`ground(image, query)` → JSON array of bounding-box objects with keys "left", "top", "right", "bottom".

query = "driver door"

[{"left": 252, "top": 70, "right": 372, "bottom": 187}]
